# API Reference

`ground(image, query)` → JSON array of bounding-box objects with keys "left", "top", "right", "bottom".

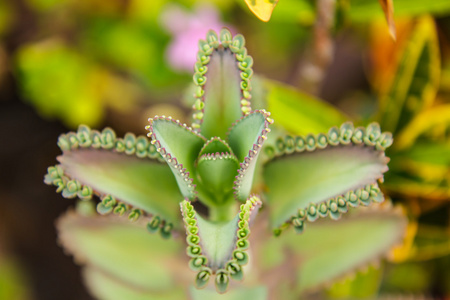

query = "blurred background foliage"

[{"left": 0, "top": 0, "right": 449, "bottom": 299}]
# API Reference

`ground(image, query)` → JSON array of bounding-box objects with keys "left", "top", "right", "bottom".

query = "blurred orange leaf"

[
  {"left": 378, "top": 0, "right": 397, "bottom": 39},
  {"left": 244, "top": 0, "right": 279, "bottom": 22}
]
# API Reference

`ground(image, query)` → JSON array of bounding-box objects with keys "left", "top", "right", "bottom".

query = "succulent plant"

[{"left": 45, "top": 29, "right": 407, "bottom": 299}]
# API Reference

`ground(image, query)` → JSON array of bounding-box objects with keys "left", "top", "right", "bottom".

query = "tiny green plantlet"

[{"left": 45, "top": 29, "right": 407, "bottom": 298}]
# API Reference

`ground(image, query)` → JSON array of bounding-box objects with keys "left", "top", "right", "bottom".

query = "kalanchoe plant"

[{"left": 45, "top": 29, "right": 407, "bottom": 299}]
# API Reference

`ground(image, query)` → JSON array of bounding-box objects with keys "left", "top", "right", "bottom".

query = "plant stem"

[{"left": 209, "top": 200, "right": 237, "bottom": 223}]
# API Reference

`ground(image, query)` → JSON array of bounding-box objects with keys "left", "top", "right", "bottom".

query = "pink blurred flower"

[{"left": 160, "top": 4, "right": 234, "bottom": 72}]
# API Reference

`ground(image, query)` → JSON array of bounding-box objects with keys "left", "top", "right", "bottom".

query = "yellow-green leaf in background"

[
  {"left": 0, "top": 255, "right": 31, "bottom": 300},
  {"left": 15, "top": 39, "right": 104, "bottom": 128},
  {"left": 14, "top": 38, "right": 141, "bottom": 128},
  {"left": 378, "top": 16, "right": 440, "bottom": 135},
  {"left": 265, "top": 79, "right": 348, "bottom": 135},
  {"left": 385, "top": 141, "right": 450, "bottom": 201},
  {"left": 384, "top": 172, "right": 450, "bottom": 201},
  {"left": 394, "top": 104, "right": 450, "bottom": 150},
  {"left": 244, "top": 0, "right": 279, "bottom": 22},
  {"left": 326, "top": 266, "right": 383, "bottom": 299},
  {"left": 349, "top": 0, "right": 450, "bottom": 21}
]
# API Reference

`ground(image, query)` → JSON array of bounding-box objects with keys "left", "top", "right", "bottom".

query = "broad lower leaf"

[
  {"left": 180, "top": 196, "right": 261, "bottom": 293},
  {"left": 378, "top": 16, "right": 440, "bottom": 134},
  {"left": 190, "top": 285, "right": 267, "bottom": 300},
  {"left": 45, "top": 126, "right": 183, "bottom": 227},
  {"left": 57, "top": 212, "right": 188, "bottom": 292},
  {"left": 244, "top": 0, "right": 279, "bottom": 22},
  {"left": 279, "top": 205, "right": 407, "bottom": 293},
  {"left": 228, "top": 110, "right": 273, "bottom": 201},
  {"left": 83, "top": 268, "right": 185, "bottom": 300},
  {"left": 265, "top": 80, "right": 348, "bottom": 135},
  {"left": 263, "top": 123, "right": 391, "bottom": 230},
  {"left": 191, "top": 29, "right": 252, "bottom": 140},
  {"left": 147, "top": 117, "right": 206, "bottom": 199}
]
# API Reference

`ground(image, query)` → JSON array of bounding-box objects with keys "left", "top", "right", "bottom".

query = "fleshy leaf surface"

[
  {"left": 57, "top": 212, "right": 188, "bottom": 292},
  {"left": 193, "top": 29, "right": 251, "bottom": 140},
  {"left": 197, "top": 153, "right": 240, "bottom": 202},
  {"left": 57, "top": 149, "right": 182, "bottom": 224},
  {"left": 199, "top": 137, "right": 235, "bottom": 156},
  {"left": 263, "top": 123, "right": 391, "bottom": 229},
  {"left": 190, "top": 285, "right": 267, "bottom": 300},
  {"left": 147, "top": 117, "right": 206, "bottom": 199},
  {"left": 228, "top": 110, "right": 272, "bottom": 201},
  {"left": 279, "top": 205, "right": 407, "bottom": 293},
  {"left": 83, "top": 268, "right": 185, "bottom": 300},
  {"left": 181, "top": 196, "right": 262, "bottom": 293}
]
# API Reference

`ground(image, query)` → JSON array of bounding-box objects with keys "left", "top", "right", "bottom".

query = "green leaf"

[
  {"left": 57, "top": 149, "right": 182, "bottom": 225},
  {"left": 394, "top": 104, "right": 450, "bottom": 150},
  {"left": 263, "top": 124, "right": 390, "bottom": 229},
  {"left": 228, "top": 111, "right": 272, "bottom": 201},
  {"left": 228, "top": 111, "right": 271, "bottom": 162},
  {"left": 326, "top": 266, "right": 383, "bottom": 299},
  {"left": 378, "top": 16, "right": 440, "bottom": 135},
  {"left": 383, "top": 173, "right": 450, "bottom": 201},
  {"left": 199, "top": 137, "right": 235, "bottom": 156},
  {"left": 265, "top": 80, "right": 348, "bottom": 135},
  {"left": 190, "top": 285, "right": 267, "bottom": 300},
  {"left": 180, "top": 197, "right": 261, "bottom": 293},
  {"left": 147, "top": 117, "right": 206, "bottom": 199},
  {"left": 196, "top": 214, "right": 241, "bottom": 270},
  {"left": 198, "top": 45, "right": 245, "bottom": 139},
  {"left": 57, "top": 212, "right": 188, "bottom": 292},
  {"left": 279, "top": 205, "right": 407, "bottom": 293},
  {"left": 83, "top": 267, "right": 185, "bottom": 300},
  {"left": 387, "top": 141, "right": 450, "bottom": 196},
  {"left": 15, "top": 40, "right": 103, "bottom": 128},
  {"left": 349, "top": 0, "right": 450, "bottom": 21},
  {"left": 190, "top": 29, "right": 253, "bottom": 138},
  {"left": 0, "top": 255, "right": 30, "bottom": 300},
  {"left": 197, "top": 153, "right": 240, "bottom": 202},
  {"left": 390, "top": 141, "right": 450, "bottom": 170}
]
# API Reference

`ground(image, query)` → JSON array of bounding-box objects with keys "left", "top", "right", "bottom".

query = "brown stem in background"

[{"left": 297, "top": 0, "right": 335, "bottom": 95}]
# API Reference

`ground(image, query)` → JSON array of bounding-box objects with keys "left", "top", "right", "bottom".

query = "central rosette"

[
  {"left": 145, "top": 28, "right": 273, "bottom": 207},
  {"left": 144, "top": 29, "right": 273, "bottom": 293}
]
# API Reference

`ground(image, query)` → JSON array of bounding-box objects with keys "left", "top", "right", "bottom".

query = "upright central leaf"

[
  {"left": 200, "top": 49, "right": 243, "bottom": 139},
  {"left": 192, "top": 30, "right": 248, "bottom": 140}
]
